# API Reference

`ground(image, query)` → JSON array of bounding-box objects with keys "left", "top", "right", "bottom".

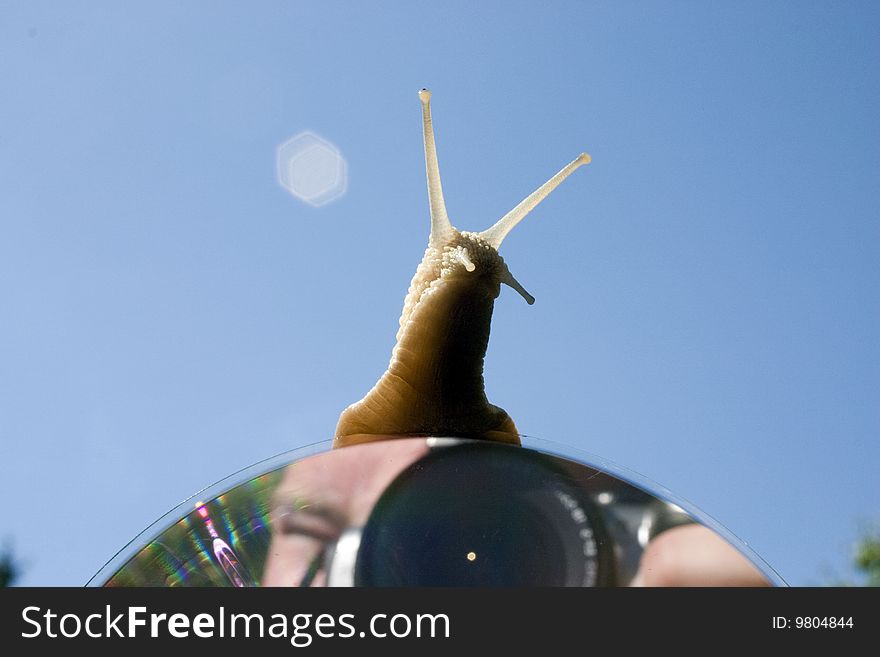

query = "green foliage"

[
  {"left": 853, "top": 527, "right": 880, "bottom": 587},
  {"left": 0, "top": 545, "right": 18, "bottom": 587}
]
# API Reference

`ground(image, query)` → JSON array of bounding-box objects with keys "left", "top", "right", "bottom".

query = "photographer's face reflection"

[
  {"left": 264, "top": 438, "right": 769, "bottom": 587},
  {"left": 264, "top": 439, "right": 429, "bottom": 587}
]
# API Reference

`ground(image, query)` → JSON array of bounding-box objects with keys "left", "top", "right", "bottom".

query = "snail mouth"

[{"left": 440, "top": 269, "right": 500, "bottom": 298}]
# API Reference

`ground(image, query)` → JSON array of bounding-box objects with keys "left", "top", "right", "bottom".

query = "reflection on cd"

[
  {"left": 104, "top": 470, "right": 281, "bottom": 586},
  {"left": 90, "top": 437, "right": 782, "bottom": 587}
]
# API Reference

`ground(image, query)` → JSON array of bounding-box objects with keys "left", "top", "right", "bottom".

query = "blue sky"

[{"left": 1, "top": 1, "right": 877, "bottom": 586}]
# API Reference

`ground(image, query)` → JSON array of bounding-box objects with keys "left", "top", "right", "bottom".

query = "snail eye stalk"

[{"left": 479, "top": 152, "right": 591, "bottom": 250}]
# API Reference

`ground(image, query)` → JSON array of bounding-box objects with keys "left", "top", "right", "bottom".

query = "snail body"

[{"left": 333, "top": 90, "right": 589, "bottom": 448}]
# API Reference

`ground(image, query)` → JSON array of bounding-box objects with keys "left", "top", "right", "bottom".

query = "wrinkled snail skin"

[
  {"left": 335, "top": 233, "right": 520, "bottom": 447},
  {"left": 333, "top": 89, "right": 590, "bottom": 449}
]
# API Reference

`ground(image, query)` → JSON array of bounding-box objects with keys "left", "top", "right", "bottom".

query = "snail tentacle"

[{"left": 333, "top": 90, "right": 590, "bottom": 449}]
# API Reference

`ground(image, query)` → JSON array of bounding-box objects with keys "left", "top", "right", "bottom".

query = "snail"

[{"left": 333, "top": 89, "right": 590, "bottom": 449}]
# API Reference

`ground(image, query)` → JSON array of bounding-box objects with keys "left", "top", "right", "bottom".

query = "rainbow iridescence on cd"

[{"left": 106, "top": 471, "right": 281, "bottom": 586}]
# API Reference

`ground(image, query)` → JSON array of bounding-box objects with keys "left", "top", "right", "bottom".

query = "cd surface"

[{"left": 89, "top": 437, "right": 783, "bottom": 587}]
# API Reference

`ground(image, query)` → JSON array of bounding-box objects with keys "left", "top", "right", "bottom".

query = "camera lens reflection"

[
  {"left": 91, "top": 437, "right": 774, "bottom": 587},
  {"left": 353, "top": 442, "right": 608, "bottom": 586}
]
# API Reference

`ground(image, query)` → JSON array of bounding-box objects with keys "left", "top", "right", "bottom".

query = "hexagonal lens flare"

[{"left": 276, "top": 131, "right": 347, "bottom": 207}]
